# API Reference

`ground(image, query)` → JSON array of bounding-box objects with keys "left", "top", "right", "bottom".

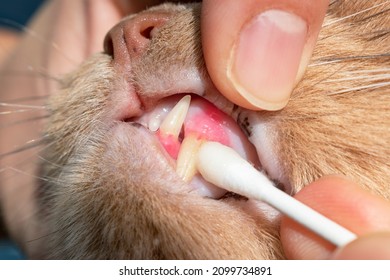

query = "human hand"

[
  {"left": 280, "top": 176, "right": 390, "bottom": 259},
  {"left": 201, "top": 0, "right": 329, "bottom": 110}
]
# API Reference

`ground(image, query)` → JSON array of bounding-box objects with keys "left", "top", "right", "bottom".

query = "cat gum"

[
  {"left": 147, "top": 95, "right": 259, "bottom": 167},
  {"left": 158, "top": 97, "right": 230, "bottom": 159}
]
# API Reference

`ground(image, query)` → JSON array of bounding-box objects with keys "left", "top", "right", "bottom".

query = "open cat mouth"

[
  {"left": 99, "top": 2, "right": 288, "bottom": 202},
  {"left": 99, "top": 1, "right": 289, "bottom": 208},
  {"left": 132, "top": 94, "right": 263, "bottom": 199}
]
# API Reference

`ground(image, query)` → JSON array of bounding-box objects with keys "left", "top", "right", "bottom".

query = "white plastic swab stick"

[{"left": 197, "top": 141, "right": 357, "bottom": 247}]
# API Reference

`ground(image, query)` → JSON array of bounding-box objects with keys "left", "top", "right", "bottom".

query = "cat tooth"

[
  {"left": 148, "top": 115, "right": 162, "bottom": 132},
  {"left": 176, "top": 134, "right": 204, "bottom": 182},
  {"left": 159, "top": 95, "right": 191, "bottom": 138}
]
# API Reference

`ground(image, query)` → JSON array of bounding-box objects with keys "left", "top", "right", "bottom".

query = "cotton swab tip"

[{"left": 196, "top": 141, "right": 272, "bottom": 199}]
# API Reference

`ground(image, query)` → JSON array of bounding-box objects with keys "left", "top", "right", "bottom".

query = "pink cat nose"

[{"left": 104, "top": 10, "right": 171, "bottom": 64}]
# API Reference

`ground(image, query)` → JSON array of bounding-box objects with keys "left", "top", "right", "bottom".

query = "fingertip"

[
  {"left": 227, "top": 8, "right": 307, "bottom": 111},
  {"left": 281, "top": 215, "right": 336, "bottom": 259},
  {"left": 331, "top": 232, "right": 390, "bottom": 260},
  {"left": 202, "top": 0, "right": 329, "bottom": 111}
]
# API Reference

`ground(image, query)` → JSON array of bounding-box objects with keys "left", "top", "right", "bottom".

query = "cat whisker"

[
  {"left": 323, "top": 2, "right": 389, "bottom": 27},
  {"left": 0, "top": 109, "right": 47, "bottom": 115},
  {"left": 0, "top": 136, "right": 47, "bottom": 159},
  {"left": 0, "top": 101, "right": 47, "bottom": 114},
  {"left": 346, "top": 68, "right": 390, "bottom": 75},
  {"left": 358, "top": 6, "right": 390, "bottom": 23},
  {"left": 0, "top": 115, "right": 49, "bottom": 129},
  {"left": 325, "top": 73, "right": 390, "bottom": 83},
  {"left": 38, "top": 156, "right": 63, "bottom": 169},
  {"left": 1, "top": 166, "right": 52, "bottom": 184},
  {"left": 26, "top": 229, "right": 61, "bottom": 245},
  {"left": 0, "top": 95, "right": 49, "bottom": 103},
  {"left": 329, "top": 81, "right": 390, "bottom": 95},
  {"left": 0, "top": 138, "right": 63, "bottom": 187},
  {"left": 0, "top": 102, "right": 46, "bottom": 110},
  {"left": 309, "top": 53, "right": 390, "bottom": 67}
]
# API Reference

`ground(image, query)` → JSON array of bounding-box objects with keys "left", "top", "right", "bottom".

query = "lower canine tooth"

[
  {"left": 159, "top": 95, "right": 191, "bottom": 138},
  {"left": 176, "top": 134, "right": 203, "bottom": 182}
]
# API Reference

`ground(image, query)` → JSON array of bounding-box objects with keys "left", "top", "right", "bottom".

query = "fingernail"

[{"left": 228, "top": 9, "right": 307, "bottom": 110}]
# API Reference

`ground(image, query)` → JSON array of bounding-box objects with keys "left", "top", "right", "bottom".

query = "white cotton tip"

[
  {"left": 197, "top": 141, "right": 357, "bottom": 247},
  {"left": 197, "top": 141, "right": 274, "bottom": 199}
]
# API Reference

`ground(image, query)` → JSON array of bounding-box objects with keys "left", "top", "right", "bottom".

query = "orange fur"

[{"left": 260, "top": 0, "right": 390, "bottom": 197}]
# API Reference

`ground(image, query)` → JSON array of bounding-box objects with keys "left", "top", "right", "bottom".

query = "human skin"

[
  {"left": 201, "top": 0, "right": 329, "bottom": 110},
  {"left": 281, "top": 176, "right": 390, "bottom": 259}
]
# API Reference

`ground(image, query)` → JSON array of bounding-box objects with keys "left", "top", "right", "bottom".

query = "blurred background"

[
  {"left": 0, "top": 0, "right": 45, "bottom": 260},
  {"left": 0, "top": 0, "right": 45, "bottom": 30}
]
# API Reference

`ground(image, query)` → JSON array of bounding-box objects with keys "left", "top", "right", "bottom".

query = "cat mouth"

[{"left": 130, "top": 93, "right": 276, "bottom": 199}]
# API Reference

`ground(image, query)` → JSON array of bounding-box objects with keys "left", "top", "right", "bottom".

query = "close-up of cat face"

[{"left": 0, "top": 0, "right": 389, "bottom": 259}]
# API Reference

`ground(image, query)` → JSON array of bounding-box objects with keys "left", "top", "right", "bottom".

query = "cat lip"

[{"left": 130, "top": 93, "right": 262, "bottom": 199}]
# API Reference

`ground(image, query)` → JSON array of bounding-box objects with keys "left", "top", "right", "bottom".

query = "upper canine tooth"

[
  {"left": 176, "top": 134, "right": 204, "bottom": 182},
  {"left": 159, "top": 95, "right": 191, "bottom": 138}
]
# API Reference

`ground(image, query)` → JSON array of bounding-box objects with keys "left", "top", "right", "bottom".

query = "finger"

[
  {"left": 331, "top": 232, "right": 390, "bottom": 260},
  {"left": 280, "top": 176, "right": 390, "bottom": 259},
  {"left": 201, "top": 0, "right": 329, "bottom": 111}
]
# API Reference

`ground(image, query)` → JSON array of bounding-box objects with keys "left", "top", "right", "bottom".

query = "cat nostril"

[
  {"left": 127, "top": 14, "right": 170, "bottom": 56},
  {"left": 103, "top": 35, "right": 114, "bottom": 58},
  {"left": 140, "top": 26, "right": 154, "bottom": 40},
  {"left": 103, "top": 12, "right": 171, "bottom": 62}
]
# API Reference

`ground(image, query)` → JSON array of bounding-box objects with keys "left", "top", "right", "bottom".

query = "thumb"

[
  {"left": 201, "top": 0, "right": 329, "bottom": 111},
  {"left": 331, "top": 233, "right": 390, "bottom": 260},
  {"left": 280, "top": 176, "right": 390, "bottom": 259}
]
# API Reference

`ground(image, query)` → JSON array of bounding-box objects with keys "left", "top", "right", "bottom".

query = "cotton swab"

[{"left": 196, "top": 141, "right": 357, "bottom": 247}]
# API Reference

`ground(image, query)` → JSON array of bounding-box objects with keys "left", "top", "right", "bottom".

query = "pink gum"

[{"left": 157, "top": 97, "right": 234, "bottom": 159}]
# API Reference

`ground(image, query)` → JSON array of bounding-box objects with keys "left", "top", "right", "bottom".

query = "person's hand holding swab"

[
  {"left": 197, "top": 141, "right": 390, "bottom": 259},
  {"left": 280, "top": 176, "right": 390, "bottom": 259}
]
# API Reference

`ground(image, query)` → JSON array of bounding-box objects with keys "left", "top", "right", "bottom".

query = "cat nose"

[{"left": 104, "top": 11, "right": 171, "bottom": 64}]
